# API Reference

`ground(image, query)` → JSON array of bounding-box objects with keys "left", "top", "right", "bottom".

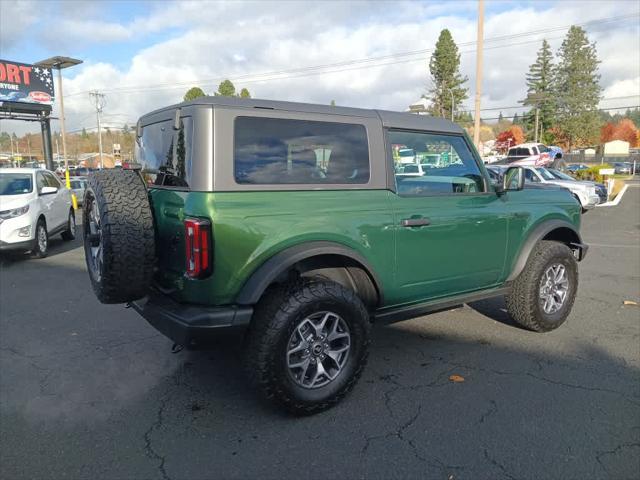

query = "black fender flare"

[
  {"left": 235, "top": 241, "right": 384, "bottom": 305},
  {"left": 506, "top": 219, "right": 586, "bottom": 282}
]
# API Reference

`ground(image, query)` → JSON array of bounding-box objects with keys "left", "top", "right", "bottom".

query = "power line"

[{"left": 64, "top": 12, "right": 639, "bottom": 98}]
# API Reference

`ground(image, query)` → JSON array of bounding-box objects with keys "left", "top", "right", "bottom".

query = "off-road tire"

[
  {"left": 30, "top": 219, "right": 48, "bottom": 258},
  {"left": 244, "top": 280, "right": 370, "bottom": 415},
  {"left": 61, "top": 209, "right": 76, "bottom": 241},
  {"left": 506, "top": 240, "right": 578, "bottom": 332},
  {"left": 83, "top": 169, "right": 155, "bottom": 304}
]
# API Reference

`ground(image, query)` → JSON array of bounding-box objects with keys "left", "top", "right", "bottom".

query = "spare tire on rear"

[{"left": 83, "top": 169, "right": 155, "bottom": 304}]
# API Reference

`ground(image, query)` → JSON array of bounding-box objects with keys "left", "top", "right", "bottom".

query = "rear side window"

[
  {"left": 136, "top": 116, "right": 193, "bottom": 188},
  {"left": 234, "top": 116, "right": 370, "bottom": 184}
]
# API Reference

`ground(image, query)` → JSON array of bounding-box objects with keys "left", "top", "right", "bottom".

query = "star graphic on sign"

[{"left": 34, "top": 67, "right": 41, "bottom": 75}]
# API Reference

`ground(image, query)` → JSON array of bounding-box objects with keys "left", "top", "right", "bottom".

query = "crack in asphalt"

[
  {"left": 440, "top": 359, "right": 640, "bottom": 407},
  {"left": 595, "top": 442, "right": 640, "bottom": 474},
  {"left": 483, "top": 448, "right": 518, "bottom": 480},
  {"left": 478, "top": 400, "right": 497, "bottom": 424},
  {"left": 143, "top": 387, "right": 172, "bottom": 480}
]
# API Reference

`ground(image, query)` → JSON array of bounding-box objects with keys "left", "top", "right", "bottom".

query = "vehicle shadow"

[{"left": 467, "top": 296, "right": 521, "bottom": 328}]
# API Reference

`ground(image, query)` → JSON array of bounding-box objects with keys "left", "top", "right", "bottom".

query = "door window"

[
  {"left": 43, "top": 172, "right": 61, "bottom": 188},
  {"left": 388, "top": 131, "right": 485, "bottom": 195},
  {"left": 36, "top": 173, "right": 46, "bottom": 192}
]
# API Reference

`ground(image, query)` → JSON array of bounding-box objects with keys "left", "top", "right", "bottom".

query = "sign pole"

[{"left": 56, "top": 67, "right": 77, "bottom": 210}]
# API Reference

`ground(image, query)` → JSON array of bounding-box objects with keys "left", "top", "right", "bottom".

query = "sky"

[{"left": 0, "top": 0, "right": 639, "bottom": 138}]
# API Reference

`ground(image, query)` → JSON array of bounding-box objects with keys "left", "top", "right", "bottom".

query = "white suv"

[{"left": 0, "top": 168, "right": 76, "bottom": 257}]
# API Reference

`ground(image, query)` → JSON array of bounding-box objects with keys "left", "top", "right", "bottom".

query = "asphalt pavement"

[{"left": 1, "top": 185, "right": 639, "bottom": 480}]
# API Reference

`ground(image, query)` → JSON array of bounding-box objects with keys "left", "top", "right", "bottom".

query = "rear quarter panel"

[{"left": 150, "top": 189, "right": 394, "bottom": 306}]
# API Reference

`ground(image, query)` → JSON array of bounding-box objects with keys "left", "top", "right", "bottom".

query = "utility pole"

[
  {"left": 473, "top": 0, "right": 484, "bottom": 150},
  {"left": 534, "top": 107, "right": 540, "bottom": 143},
  {"left": 89, "top": 91, "right": 106, "bottom": 169},
  {"left": 446, "top": 87, "right": 455, "bottom": 122}
]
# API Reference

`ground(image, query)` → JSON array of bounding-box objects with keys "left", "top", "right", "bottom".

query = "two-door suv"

[{"left": 83, "top": 97, "right": 587, "bottom": 414}]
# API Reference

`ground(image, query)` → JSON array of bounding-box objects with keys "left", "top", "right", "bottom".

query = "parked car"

[
  {"left": 0, "top": 168, "right": 76, "bottom": 257},
  {"left": 82, "top": 97, "right": 587, "bottom": 415},
  {"left": 612, "top": 162, "right": 631, "bottom": 175},
  {"left": 395, "top": 163, "right": 428, "bottom": 176},
  {"left": 566, "top": 163, "right": 590, "bottom": 173},
  {"left": 521, "top": 166, "right": 600, "bottom": 210},
  {"left": 397, "top": 148, "right": 416, "bottom": 164},
  {"left": 69, "top": 177, "right": 87, "bottom": 206},
  {"left": 502, "top": 143, "right": 555, "bottom": 167},
  {"left": 546, "top": 168, "right": 608, "bottom": 203}
]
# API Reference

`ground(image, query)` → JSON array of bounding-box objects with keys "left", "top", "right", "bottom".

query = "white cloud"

[{"left": 2, "top": 0, "right": 639, "bottom": 136}]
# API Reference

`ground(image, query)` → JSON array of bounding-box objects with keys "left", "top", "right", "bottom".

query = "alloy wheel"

[{"left": 286, "top": 311, "right": 351, "bottom": 389}]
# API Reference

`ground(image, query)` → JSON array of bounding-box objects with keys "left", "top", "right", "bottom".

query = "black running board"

[{"left": 374, "top": 285, "right": 512, "bottom": 324}]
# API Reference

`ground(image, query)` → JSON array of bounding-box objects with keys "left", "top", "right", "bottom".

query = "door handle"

[{"left": 401, "top": 217, "right": 431, "bottom": 227}]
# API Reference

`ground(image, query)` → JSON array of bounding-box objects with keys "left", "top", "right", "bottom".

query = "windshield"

[
  {"left": 536, "top": 168, "right": 556, "bottom": 180},
  {"left": 0, "top": 173, "right": 33, "bottom": 195},
  {"left": 547, "top": 169, "right": 574, "bottom": 181}
]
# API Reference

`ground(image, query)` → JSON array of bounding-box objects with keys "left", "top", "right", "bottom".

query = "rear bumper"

[{"left": 129, "top": 292, "right": 253, "bottom": 347}]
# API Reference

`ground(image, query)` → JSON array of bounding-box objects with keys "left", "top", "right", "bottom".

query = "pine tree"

[
  {"left": 239, "top": 88, "right": 251, "bottom": 98},
  {"left": 428, "top": 29, "right": 468, "bottom": 120},
  {"left": 554, "top": 26, "right": 601, "bottom": 148},
  {"left": 513, "top": 113, "right": 520, "bottom": 125},
  {"left": 498, "top": 112, "right": 504, "bottom": 123},
  {"left": 522, "top": 40, "right": 555, "bottom": 142}
]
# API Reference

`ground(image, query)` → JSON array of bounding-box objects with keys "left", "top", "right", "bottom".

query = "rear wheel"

[
  {"left": 244, "top": 280, "right": 370, "bottom": 415},
  {"left": 30, "top": 219, "right": 48, "bottom": 259},
  {"left": 83, "top": 169, "right": 155, "bottom": 304},
  {"left": 506, "top": 240, "right": 578, "bottom": 332}
]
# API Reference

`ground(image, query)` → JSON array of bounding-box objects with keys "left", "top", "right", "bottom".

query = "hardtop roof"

[{"left": 139, "top": 96, "right": 464, "bottom": 134}]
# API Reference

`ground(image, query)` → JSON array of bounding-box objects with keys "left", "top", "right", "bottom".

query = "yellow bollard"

[{"left": 65, "top": 169, "right": 78, "bottom": 210}]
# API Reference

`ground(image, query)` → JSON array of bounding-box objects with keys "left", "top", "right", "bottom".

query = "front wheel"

[
  {"left": 30, "top": 219, "right": 48, "bottom": 259},
  {"left": 244, "top": 281, "right": 371, "bottom": 415},
  {"left": 61, "top": 209, "right": 76, "bottom": 241},
  {"left": 506, "top": 240, "right": 578, "bottom": 332}
]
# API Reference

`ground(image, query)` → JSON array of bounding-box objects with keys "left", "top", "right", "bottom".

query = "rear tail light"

[{"left": 184, "top": 218, "right": 213, "bottom": 279}]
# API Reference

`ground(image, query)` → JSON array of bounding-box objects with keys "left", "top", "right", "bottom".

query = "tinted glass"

[
  {"left": 36, "top": 173, "right": 46, "bottom": 191},
  {"left": 389, "top": 131, "right": 485, "bottom": 195},
  {"left": 537, "top": 144, "right": 549, "bottom": 153},
  {"left": 43, "top": 172, "right": 61, "bottom": 188},
  {"left": 136, "top": 116, "right": 193, "bottom": 188},
  {"left": 524, "top": 169, "right": 540, "bottom": 182},
  {"left": 234, "top": 117, "right": 370, "bottom": 184},
  {"left": 0, "top": 173, "right": 33, "bottom": 195}
]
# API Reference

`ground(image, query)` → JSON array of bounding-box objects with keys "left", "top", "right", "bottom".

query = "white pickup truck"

[{"left": 504, "top": 143, "right": 560, "bottom": 167}]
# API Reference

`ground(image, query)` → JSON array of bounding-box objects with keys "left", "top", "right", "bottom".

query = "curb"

[{"left": 596, "top": 184, "right": 629, "bottom": 207}]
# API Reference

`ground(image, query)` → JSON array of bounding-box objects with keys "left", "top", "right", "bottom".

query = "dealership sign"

[{"left": 0, "top": 59, "right": 55, "bottom": 105}]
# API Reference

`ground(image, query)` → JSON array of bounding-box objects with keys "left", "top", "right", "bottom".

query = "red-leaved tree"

[
  {"left": 601, "top": 119, "right": 639, "bottom": 147},
  {"left": 495, "top": 126, "right": 525, "bottom": 153},
  {"left": 600, "top": 122, "right": 616, "bottom": 143}
]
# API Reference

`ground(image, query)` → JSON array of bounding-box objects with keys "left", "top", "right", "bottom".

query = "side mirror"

[
  {"left": 500, "top": 166, "right": 525, "bottom": 194},
  {"left": 40, "top": 186, "right": 58, "bottom": 195}
]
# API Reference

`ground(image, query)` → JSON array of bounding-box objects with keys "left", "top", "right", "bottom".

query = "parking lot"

[{"left": 1, "top": 184, "right": 639, "bottom": 480}]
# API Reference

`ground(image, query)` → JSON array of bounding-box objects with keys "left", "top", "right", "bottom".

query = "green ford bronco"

[{"left": 83, "top": 97, "right": 587, "bottom": 414}]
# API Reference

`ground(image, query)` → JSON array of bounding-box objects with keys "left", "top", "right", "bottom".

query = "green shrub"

[{"left": 574, "top": 164, "right": 612, "bottom": 183}]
